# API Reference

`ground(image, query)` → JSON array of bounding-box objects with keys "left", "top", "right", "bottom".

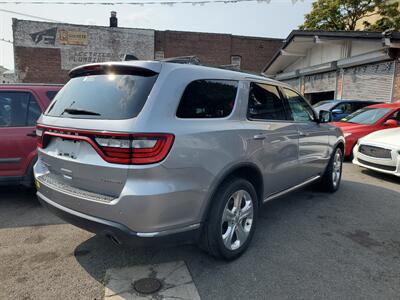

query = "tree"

[
  {"left": 364, "top": 1, "right": 400, "bottom": 31},
  {"left": 299, "top": 0, "right": 400, "bottom": 31}
]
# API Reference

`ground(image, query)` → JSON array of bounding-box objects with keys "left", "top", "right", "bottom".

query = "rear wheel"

[
  {"left": 320, "top": 147, "right": 343, "bottom": 193},
  {"left": 200, "top": 178, "right": 258, "bottom": 260},
  {"left": 21, "top": 157, "right": 37, "bottom": 189}
]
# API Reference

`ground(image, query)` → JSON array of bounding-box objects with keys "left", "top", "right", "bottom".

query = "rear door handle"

[
  {"left": 27, "top": 131, "right": 36, "bottom": 137},
  {"left": 253, "top": 134, "right": 266, "bottom": 140}
]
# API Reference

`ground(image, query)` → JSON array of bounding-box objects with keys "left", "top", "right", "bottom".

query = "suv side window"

[
  {"left": 282, "top": 88, "right": 315, "bottom": 122},
  {"left": 247, "top": 83, "right": 287, "bottom": 120},
  {"left": 0, "top": 92, "right": 41, "bottom": 127},
  {"left": 26, "top": 95, "right": 42, "bottom": 125},
  {"left": 335, "top": 103, "right": 354, "bottom": 114},
  {"left": 356, "top": 102, "right": 371, "bottom": 110},
  {"left": 176, "top": 80, "right": 238, "bottom": 118}
]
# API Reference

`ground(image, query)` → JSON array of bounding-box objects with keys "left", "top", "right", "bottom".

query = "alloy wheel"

[
  {"left": 332, "top": 149, "right": 342, "bottom": 187},
  {"left": 221, "top": 189, "right": 254, "bottom": 251}
]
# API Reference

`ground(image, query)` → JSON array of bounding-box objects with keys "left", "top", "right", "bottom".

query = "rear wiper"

[{"left": 62, "top": 108, "right": 101, "bottom": 116}]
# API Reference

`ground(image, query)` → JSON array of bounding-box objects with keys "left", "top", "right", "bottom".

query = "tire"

[
  {"left": 200, "top": 177, "right": 258, "bottom": 260},
  {"left": 320, "top": 147, "right": 343, "bottom": 193},
  {"left": 21, "top": 157, "right": 37, "bottom": 189}
]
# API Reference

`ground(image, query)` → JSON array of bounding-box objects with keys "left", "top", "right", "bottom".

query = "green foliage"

[
  {"left": 300, "top": 0, "right": 400, "bottom": 31},
  {"left": 364, "top": 2, "right": 400, "bottom": 31}
]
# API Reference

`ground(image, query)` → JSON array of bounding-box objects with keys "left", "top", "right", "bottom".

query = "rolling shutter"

[
  {"left": 304, "top": 71, "right": 337, "bottom": 94},
  {"left": 342, "top": 61, "right": 394, "bottom": 102},
  {"left": 282, "top": 78, "right": 300, "bottom": 91}
]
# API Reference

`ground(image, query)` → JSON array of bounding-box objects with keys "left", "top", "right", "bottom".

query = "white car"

[{"left": 353, "top": 127, "right": 400, "bottom": 177}]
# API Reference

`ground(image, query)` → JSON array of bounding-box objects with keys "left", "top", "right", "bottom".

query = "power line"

[
  {"left": 0, "top": 9, "right": 59, "bottom": 21},
  {"left": 0, "top": 0, "right": 305, "bottom": 6},
  {"left": 0, "top": 0, "right": 270, "bottom": 4}
]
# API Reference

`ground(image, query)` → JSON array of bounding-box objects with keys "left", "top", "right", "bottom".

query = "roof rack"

[
  {"left": 160, "top": 56, "right": 201, "bottom": 65},
  {"left": 217, "top": 64, "right": 241, "bottom": 71},
  {"left": 215, "top": 65, "right": 266, "bottom": 77},
  {"left": 158, "top": 55, "right": 266, "bottom": 78}
]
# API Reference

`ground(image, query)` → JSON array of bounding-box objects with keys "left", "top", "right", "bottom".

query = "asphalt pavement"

[{"left": 0, "top": 162, "right": 399, "bottom": 300}]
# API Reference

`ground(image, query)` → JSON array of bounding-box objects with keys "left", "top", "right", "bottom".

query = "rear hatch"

[{"left": 36, "top": 62, "right": 170, "bottom": 199}]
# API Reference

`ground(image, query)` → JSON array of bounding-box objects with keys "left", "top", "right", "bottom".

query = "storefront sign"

[{"left": 59, "top": 30, "right": 88, "bottom": 45}]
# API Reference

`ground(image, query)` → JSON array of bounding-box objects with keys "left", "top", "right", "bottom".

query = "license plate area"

[{"left": 55, "top": 137, "right": 81, "bottom": 159}]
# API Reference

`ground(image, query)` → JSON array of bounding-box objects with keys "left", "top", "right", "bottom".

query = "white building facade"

[{"left": 263, "top": 31, "right": 400, "bottom": 104}]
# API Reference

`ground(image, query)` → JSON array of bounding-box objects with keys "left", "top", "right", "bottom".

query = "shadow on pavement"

[
  {"left": 0, "top": 186, "right": 64, "bottom": 229},
  {"left": 360, "top": 168, "right": 400, "bottom": 184},
  {"left": 74, "top": 180, "right": 400, "bottom": 300}
]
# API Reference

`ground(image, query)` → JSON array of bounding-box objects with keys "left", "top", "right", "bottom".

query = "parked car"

[
  {"left": 353, "top": 127, "right": 400, "bottom": 177},
  {"left": 332, "top": 103, "right": 400, "bottom": 158},
  {"left": 0, "top": 84, "right": 62, "bottom": 187},
  {"left": 313, "top": 100, "right": 379, "bottom": 122},
  {"left": 34, "top": 61, "right": 344, "bottom": 260}
]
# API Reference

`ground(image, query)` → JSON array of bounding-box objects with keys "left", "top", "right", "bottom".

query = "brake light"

[
  {"left": 36, "top": 125, "right": 174, "bottom": 165},
  {"left": 95, "top": 134, "right": 174, "bottom": 164},
  {"left": 83, "top": 65, "right": 102, "bottom": 71}
]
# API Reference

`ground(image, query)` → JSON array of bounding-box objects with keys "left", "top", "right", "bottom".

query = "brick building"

[
  {"left": 263, "top": 30, "right": 400, "bottom": 103},
  {"left": 155, "top": 30, "right": 281, "bottom": 72},
  {"left": 12, "top": 18, "right": 282, "bottom": 83}
]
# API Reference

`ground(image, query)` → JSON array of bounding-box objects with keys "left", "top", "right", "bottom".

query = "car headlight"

[{"left": 344, "top": 132, "right": 352, "bottom": 138}]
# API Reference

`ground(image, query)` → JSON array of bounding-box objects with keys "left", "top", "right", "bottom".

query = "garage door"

[
  {"left": 282, "top": 78, "right": 300, "bottom": 91},
  {"left": 304, "top": 71, "right": 337, "bottom": 94},
  {"left": 342, "top": 61, "right": 394, "bottom": 102}
]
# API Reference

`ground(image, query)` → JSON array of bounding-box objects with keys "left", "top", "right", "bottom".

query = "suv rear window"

[
  {"left": 45, "top": 74, "right": 158, "bottom": 119},
  {"left": 176, "top": 80, "right": 238, "bottom": 118}
]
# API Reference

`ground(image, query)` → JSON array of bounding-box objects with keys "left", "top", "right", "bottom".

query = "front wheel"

[
  {"left": 200, "top": 178, "right": 258, "bottom": 260},
  {"left": 320, "top": 147, "right": 343, "bottom": 193}
]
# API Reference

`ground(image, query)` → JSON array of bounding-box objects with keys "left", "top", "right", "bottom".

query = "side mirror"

[
  {"left": 384, "top": 119, "right": 397, "bottom": 127},
  {"left": 318, "top": 110, "right": 332, "bottom": 123},
  {"left": 332, "top": 108, "right": 343, "bottom": 115}
]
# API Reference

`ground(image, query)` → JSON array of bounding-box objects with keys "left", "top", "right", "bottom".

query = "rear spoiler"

[{"left": 69, "top": 64, "right": 159, "bottom": 78}]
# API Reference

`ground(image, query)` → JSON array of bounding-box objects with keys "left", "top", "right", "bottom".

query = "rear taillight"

[
  {"left": 95, "top": 137, "right": 131, "bottom": 148},
  {"left": 95, "top": 134, "right": 174, "bottom": 164},
  {"left": 36, "top": 127, "right": 44, "bottom": 148},
  {"left": 36, "top": 125, "right": 174, "bottom": 165},
  {"left": 36, "top": 128, "right": 43, "bottom": 137}
]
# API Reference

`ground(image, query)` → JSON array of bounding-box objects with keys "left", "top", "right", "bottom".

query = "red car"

[
  {"left": 332, "top": 102, "right": 400, "bottom": 157},
  {"left": 0, "top": 84, "right": 62, "bottom": 186}
]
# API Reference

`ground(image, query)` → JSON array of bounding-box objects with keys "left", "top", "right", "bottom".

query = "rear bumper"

[
  {"left": 0, "top": 175, "right": 34, "bottom": 187},
  {"left": 0, "top": 175, "right": 24, "bottom": 185},
  {"left": 37, "top": 191, "right": 202, "bottom": 247},
  {"left": 33, "top": 153, "right": 209, "bottom": 234}
]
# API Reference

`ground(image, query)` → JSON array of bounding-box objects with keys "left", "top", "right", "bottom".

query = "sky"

[{"left": 0, "top": 0, "right": 313, "bottom": 70}]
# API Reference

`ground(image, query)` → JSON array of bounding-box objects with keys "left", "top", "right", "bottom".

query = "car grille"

[
  {"left": 358, "top": 159, "right": 397, "bottom": 171},
  {"left": 37, "top": 173, "right": 115, "bottom": 203},
  {"left": 359, "top": 145, "right": 392, "bottom": 159}
]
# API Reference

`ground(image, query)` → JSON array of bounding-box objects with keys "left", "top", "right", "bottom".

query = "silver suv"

[{"left": 34, "top": 61, "right": 344, "bottom": 260}]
